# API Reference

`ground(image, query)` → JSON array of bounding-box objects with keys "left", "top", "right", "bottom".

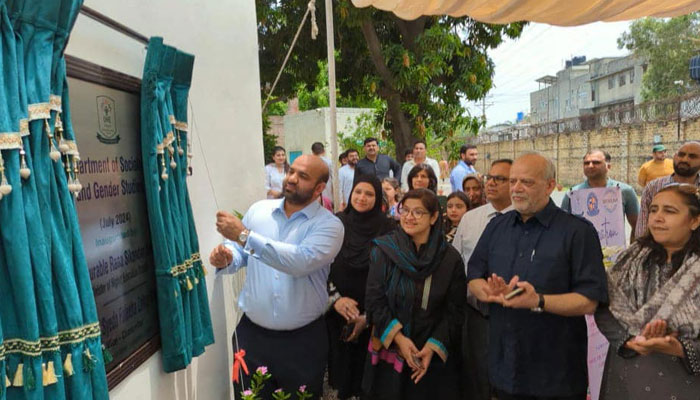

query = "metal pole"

[{"left": 325, "top": 0, "right": 340, "bottom": 209}]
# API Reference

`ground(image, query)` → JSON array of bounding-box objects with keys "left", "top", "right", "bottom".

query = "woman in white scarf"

[{"left": 595, "top": 183, "right": 700, "bottom": 399}]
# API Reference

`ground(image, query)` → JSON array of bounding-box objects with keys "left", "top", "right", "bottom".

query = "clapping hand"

[{"left": 483, "top": 274, "right": 519, "bottom": 305}]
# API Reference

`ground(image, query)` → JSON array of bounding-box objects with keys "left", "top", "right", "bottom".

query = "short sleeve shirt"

[
  {"left": 560, "top": 178, "right": 640, "bottom": 218},
  {"left": 466, "top": 200, "right": 608, "bottom": 397}
]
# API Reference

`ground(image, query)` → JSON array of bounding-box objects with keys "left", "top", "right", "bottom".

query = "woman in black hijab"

[{"left": 327, "top": 174, "right": 396, "bottom": 399}]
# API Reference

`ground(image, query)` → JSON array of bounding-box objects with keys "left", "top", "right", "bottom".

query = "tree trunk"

[
  {"left": 386, "top": 92, "right": 414, "bottom": 161},
  {"left": 359, "top": 17, "right": 416, "bottom": 160}
]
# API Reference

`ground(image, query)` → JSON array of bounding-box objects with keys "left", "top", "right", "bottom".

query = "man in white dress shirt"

[
  {"left": 338, "top": 149, "right": 359, "bottom": 210},
  {"left": 400, "top": 140, "right": 441, "bottom": 191},
  {"left": 452, "top": 158, "right": 513, "bottom": 400}
]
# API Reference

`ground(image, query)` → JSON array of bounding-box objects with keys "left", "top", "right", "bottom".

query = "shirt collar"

[
  {"left": 514, "top": 199, "right": 557, "bottom": 227},
  {"left": 273, "top": 197, "right": 322, "bottom": 220},
  {"left": 670, "top": 173, "right": 700, "bottom": 184}
]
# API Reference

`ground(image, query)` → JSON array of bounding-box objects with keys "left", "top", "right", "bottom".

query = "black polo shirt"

[
  {"left": 466, "top": 199, "right": 608, "bottom": 397},
  {"left": 355, "top": 154, "right": 402, "bottom": 182}
]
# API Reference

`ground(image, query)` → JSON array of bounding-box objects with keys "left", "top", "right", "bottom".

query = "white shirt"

[
  {"left": 264, "top": 164, "right": 286, "bottom": 198},
  {"left": 453, "top": 202, "right": 514, "bottom": 274},
  {"left": 400, "top": 157, "right": 441, "bottom": 191},
  {"left": 338, "top": 164, "right": 355, "bottom": 204},
  {"left": 320, "top": 156, "right": 334, "bottom": 201}
]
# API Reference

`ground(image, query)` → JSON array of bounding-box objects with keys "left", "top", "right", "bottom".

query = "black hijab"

[{"left": 335, "top": 174, "right": 395, "bottom": 270}]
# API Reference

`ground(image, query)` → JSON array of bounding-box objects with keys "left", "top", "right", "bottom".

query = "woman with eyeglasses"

[
  {"left": 595, "top": 184, "right": 700, "bottom": 399},
  {"left": 362, "top": 189, "right": 466, "bottom": 400},
  {"left": 407, "top": 164, "right": 438, "bottom": 193},
  {"left": 327, "top": 175, "right": 396, "bottom": 400},
  {"left": 462, "top": 174, "right": 486, "bottom": 208}
]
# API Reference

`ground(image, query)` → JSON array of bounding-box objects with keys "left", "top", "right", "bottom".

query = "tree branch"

[{"left": 360, "top": 18, "right": 397, "bottom": 89}]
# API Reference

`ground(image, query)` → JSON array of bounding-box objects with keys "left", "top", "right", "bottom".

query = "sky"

[{"left": 465, "top": 21, "right": 633, "bottom": 126}]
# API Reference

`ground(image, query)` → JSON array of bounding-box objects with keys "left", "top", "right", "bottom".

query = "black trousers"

[
  {"left": 461, "top": 305, "right": 491, "bottom": 400},
  {"left": 496, "top": 390, "right": 587, "bottom": 400},
  {"left": 232, "top": 314, "right": 328, "bottom": 399}
]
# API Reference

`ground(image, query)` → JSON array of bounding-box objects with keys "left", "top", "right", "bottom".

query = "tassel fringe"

[
  {"left": 63, "top": 353, "right": 73, "bottom": 377},
  {"left": 12, "top": 363, "right": 22, "bottom": 387},
  {"left": 42, "top": 362, "right": 57, "bottom": 386}
]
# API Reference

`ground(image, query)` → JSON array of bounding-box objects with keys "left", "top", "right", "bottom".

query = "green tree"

[
  {"left": 256, "top": 0, "right": 525, "bottom": 158},
  {"left": 618, "top": 13, "right": 700, "bottom": 101}
]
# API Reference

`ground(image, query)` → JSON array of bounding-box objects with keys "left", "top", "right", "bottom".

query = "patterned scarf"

[
  {"left": 607, "top": 242, "right": 700, "bottom": 339},
  {"left": 372, "top": 221, "right": 447, "bottom": 334}
]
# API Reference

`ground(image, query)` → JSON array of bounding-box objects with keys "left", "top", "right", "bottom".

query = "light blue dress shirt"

[
  {"left": 218, "top": 198, "right": 344, "bottom": 330},
  {"left": 450, "top": 160, "right": 477, "bottom": 192}
]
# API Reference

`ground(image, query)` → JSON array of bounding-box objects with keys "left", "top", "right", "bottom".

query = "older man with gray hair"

[{"left": 466, "top": 152, "right": 608, "bottom": 400}]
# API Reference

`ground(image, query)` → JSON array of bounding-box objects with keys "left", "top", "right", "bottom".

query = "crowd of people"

[{"left": 215, "top": 138, "right": 700, "bottom": 400}]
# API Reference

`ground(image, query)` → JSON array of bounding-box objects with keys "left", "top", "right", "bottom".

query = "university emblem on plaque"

[
  {"left": 96, "top": 96, "right": 119, "bottom": 144},
  {"left": 602, "top": 188, "right": 619, "bottom": 213},
  {"left": 586, "top": 192, "right": 600, "bottom": 217}
]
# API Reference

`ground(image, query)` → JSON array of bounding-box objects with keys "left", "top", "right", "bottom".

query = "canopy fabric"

[{"left": 351, "top": 0, "right": 700, "bottom": 25}]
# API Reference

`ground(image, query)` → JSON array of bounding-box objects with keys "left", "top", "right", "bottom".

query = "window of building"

[
  {"left": 630, "top": 69, "right": 635, "bottom": 83},
  {"left": 619, "top": 74, "right": 626, "bottom": 86},
  {"left": 608, "top": 77, "right": 614, "bottom": 89}
]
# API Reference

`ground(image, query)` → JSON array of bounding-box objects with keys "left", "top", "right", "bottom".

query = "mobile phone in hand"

[{"left": 504, "top": 287, "right": 525, "bottom": 300}]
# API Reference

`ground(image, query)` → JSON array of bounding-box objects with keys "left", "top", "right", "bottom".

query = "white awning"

[{"left": 351, "top": 0, "right": 700, "bottom": 26}]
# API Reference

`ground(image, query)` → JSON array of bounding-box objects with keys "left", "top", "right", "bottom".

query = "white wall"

[{"left": 67, "top": 1, "right": 263, "bottom": 399}]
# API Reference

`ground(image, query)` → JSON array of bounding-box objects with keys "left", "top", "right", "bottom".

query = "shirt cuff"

[
  {"left": 380, "top": 319, "right": 403, "bottom": 349},
  {"left": 680, "top": 338, "right": 700, "bottom": 375},
  {"left": 426, "top": 337, "right": 448, "bottom": 362},
  {"left": 245, "top": 230, "right": 266, "bottom": 258}
]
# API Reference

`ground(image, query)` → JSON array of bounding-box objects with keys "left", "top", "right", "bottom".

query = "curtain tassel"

[
  {"left": 19, "top": 148, "right": 30, "bottom": 179},
  {"left": 186, "top": 276, "right": 194, "bottom": 291},
  {"left": 5, "top": 368, "right": 10, "bottom": 388},
  {"left": 63, "top": 353, "right": 74, "bottom": 377},
  {"left": 45, "top": 120, "right": 61, "bottom": 162},
  {"left": 202, "top": 265, "right": 208, "bottom": 276},
  {"left": 102, "top": 345, "right": 113, "bottom": 364},
  {"left": 168, "top": 146, "right": 177, "bottom": 169},
  {"left": 24, "top": 362, "right": 35, "bottom": 390},
  {"left": 42, "top": 362, "right": 57, "bottom": 386},
  {"left": 0, "top": 153, "right": 12, "bottom": 198},
  {"left": 68, "top": 156, "right": 83, "bottom": 194},
  {"left": 83, "top": 348, "right": 96, "bottom": 372},
  {"left": 56, "top": 115, "right": 69, "bottom": 153},
  {"left": 159, "top": 154, "right": 168, "bottom": 181},
  {"left": 12, "top": 363, "right": 23, "bottom": 387}
]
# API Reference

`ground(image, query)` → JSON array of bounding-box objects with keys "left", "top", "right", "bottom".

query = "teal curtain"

[
  {"left": 0, "top": 0, "right": 109, "bottom": 399},
  {"left": 141, "top": 37, "right": 214, "bottom": 373}
]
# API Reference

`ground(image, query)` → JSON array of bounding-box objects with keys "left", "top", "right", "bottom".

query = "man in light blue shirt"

[
  {"left": 210, "top": 154, "right": 344, "bottom": 397},
  {"left": 450, "top": 144, "right": 478, "bottom": 192},
  {"left": 339, "top": 149, "right": 359, "bottom": 210},
  {"left": 560, "top": 149, "right": 640, "bottom": 241}
]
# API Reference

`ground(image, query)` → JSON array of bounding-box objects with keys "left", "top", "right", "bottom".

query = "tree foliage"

[
  {"left": 256, "top": 0, "right": 525, "bottom": 159},
  {"left": 618, "top": 13, "right": 700, "bottom": 101}
]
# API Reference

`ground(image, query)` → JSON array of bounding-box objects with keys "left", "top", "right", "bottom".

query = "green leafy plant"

[{"left": 239, "top": 367, "right": 313, "bottom": 400}]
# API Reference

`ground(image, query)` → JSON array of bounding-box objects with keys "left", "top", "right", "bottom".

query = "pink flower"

[
  {"left": 299, "top": 385, "right": 307, "bottom": 392},
  {"left": 242, "top": 389, "right": 253, "bottom": 396},
  {"left": 257, "top": 366, "right": 268, "bottom": 375},
  {"left": 274, "top": 389, "right": 283, "bottom": 393}
]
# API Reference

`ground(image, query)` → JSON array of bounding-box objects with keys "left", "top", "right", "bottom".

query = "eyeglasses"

[
  {"left": 485, "top": 174, "right": 508, "bottom": 184},
  {"left": 398, "top": 206, "right": 430, "bottom": 219}
]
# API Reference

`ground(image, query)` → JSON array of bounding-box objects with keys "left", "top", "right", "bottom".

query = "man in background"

[
  {"left": 400, "top": 140, "right": 441, "bottom": 191},
  {"left": 354, "top": 137, "right": 402, "bottom": 180},
  {"left": 312, "top": 142, "right": 334, "bottom": 205},
  {"left": 561, "top": 149, "right": 639, "bottom": 241},
  {"left": 450, "top": 144, "right": 479, "bottom": 193},
  {"left": 338, "top": 149, "right": 359, "bottom": 210},
  {"left": 638, "top": 144, "right": 674, "bottom": 187}
]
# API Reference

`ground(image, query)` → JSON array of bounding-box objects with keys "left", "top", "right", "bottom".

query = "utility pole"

[{"left": 325, "top": 0, "right": 340, "bottom": 208}]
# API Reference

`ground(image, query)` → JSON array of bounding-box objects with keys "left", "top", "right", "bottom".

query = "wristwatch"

[
  {"left": 531, "top": 293, "right": 545, "bottom": 313},
  {"left": 238, "top": 229, "right": 250, "bottom": 245}
]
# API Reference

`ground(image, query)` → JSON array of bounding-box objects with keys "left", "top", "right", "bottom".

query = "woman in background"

[
  {"left": 443, "top": 191, "right": 470, "bottom": 245},
  {"left": 407, "top": 164, "right": 438, "bottom": 193},
  {"left": 264, "top": 146, "right": 289, "bottom": 198},
  {"left": 382, "top": 177, "right": 402, "bottom": 220},
  {"left": 437, "top": 160, "right": 451, "bottom": 196},
  {"left": 462, "top": 175, "right": 486, "bottom": 208}
]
